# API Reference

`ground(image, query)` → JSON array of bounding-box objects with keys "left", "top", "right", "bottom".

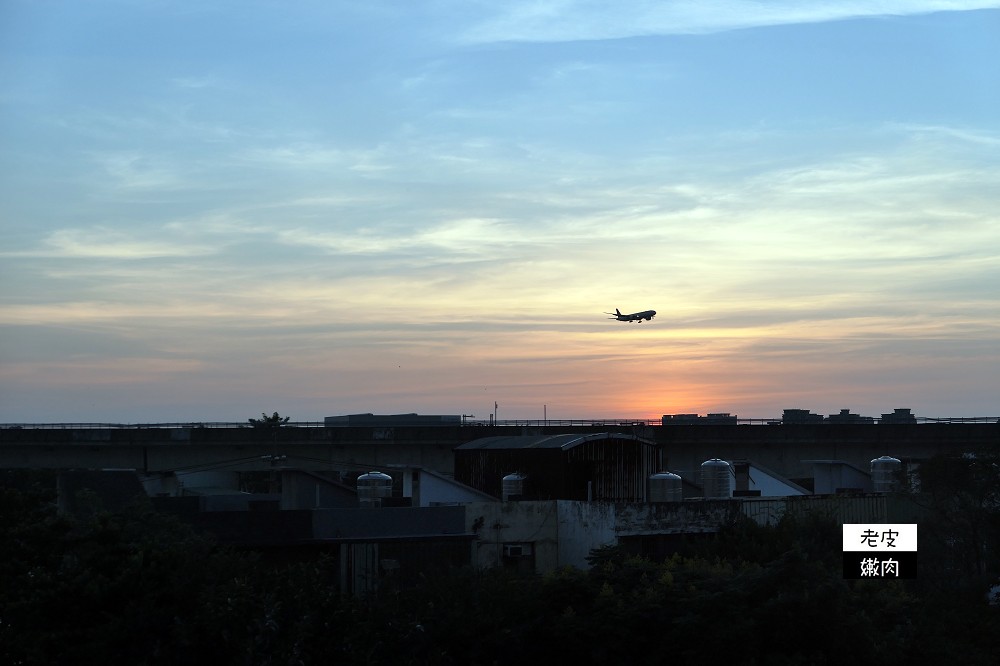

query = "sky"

[{"left": 1, "top": 1, "right": 999, "bottom": 423}]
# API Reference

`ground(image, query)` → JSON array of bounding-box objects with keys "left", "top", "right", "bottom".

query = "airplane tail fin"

[{"left": 616, "top": 308, "right": 621, "bottom": 316}]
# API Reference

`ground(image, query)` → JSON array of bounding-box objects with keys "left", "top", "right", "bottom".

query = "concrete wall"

[
  {"left": 466, "top": 500, "right": 741, "bottom": 573},
  {"left": 616, "top": 500, "right": 742, "bottom": 536},
  {"left": 466, "top": 501, "right": 562, "bottom": 573},
  {"left": 465, "top": 494, "right": 928, "bottom": 573},
  {"left": 739, "top": 494, "right": 923, "bottom": 527},
  {"left": 555, "top": 500, "right": 618, "bottom": 569}
]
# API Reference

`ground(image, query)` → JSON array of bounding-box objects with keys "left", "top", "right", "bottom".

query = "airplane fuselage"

[{"left": 606, "top": 308, "right": 656, "bottom": 322}]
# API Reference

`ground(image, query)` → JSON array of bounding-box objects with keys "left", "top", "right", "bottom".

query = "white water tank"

[
  {"left": 871, "top": 456, "right": 902, "bottom": 493},
  {"left": 357, "top": 471, "right": 393, "bottom": 507},
  {"left": 701, "top": 459, "right": 733, "bottom": 498}
]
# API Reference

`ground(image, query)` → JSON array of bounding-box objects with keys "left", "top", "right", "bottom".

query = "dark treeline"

[{"left": 3, "top": 457, "right": 1000, "bottom": 665}]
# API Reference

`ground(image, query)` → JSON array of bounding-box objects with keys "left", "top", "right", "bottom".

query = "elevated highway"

[{"left": 2, "top": 421, "right": 996, "bottom": 483}]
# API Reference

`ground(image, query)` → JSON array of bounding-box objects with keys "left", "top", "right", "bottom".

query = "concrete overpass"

[{"left": 1, "top": 422, "right": 996, "bottom": 484}]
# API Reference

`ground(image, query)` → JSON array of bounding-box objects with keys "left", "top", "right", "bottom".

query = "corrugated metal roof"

[{"left": 456, "top": 432, "right": 655, "bottom": 451}]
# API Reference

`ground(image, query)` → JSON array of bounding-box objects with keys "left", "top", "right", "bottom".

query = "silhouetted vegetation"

[
  {"left": 4, "top": 462, "right": 1000, "bottom": 664},
  {"left": 915, "top": 448, "right": 1000, "bottom": 585},
  {"left": 248, "top": 411, "right": 290, "bottom": 428}
]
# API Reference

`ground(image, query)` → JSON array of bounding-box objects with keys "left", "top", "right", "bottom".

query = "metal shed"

[{"left": 454, "top": 432, "right": 660, "bottom": 502}]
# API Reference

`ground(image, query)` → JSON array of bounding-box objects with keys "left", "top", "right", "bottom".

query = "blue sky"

[{"left": 1, "top": 1, "right": 998, "bottom": 422}]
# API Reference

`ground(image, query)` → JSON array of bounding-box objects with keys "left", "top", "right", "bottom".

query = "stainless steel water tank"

[
  {"left": 648, "top": 471, "right": 683, "bottom": 502},
  {"left": 357, "top": 470, "right": 393, "bottom": 507},
  {"left": 701, "top": 459, "right": 733, "bottom": 498},
  {"left": 870, "top": 456, "right": 902, "bottom": 493},
  {"left": 502, "top": 472, "right": 527, "bottom": 501}
]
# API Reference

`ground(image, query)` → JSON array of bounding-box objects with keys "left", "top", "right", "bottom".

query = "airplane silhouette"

[{"left": 605, "top": 308, "right": 656, "bottom": 323}]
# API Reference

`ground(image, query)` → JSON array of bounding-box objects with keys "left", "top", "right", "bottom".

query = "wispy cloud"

[
  {"left": 459, "top": 0, "right": 1000, "bottom": 43},
  {"left": 1, "top": 226, "right": 216, "bottom": 260},
  {"left": 890, "top": 123, "right": 1000, "bottom": 147},
  {"left": 95, "top": 152, "right": 187, "bottom": 191}
]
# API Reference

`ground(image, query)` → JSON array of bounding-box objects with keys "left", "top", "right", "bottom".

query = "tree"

[
  {"left": 916, "top": 449, "right": 1000, "bottom": 584},
  {"left": 248, "top": 411, "right": 290, "bottom": 428},
  {"left": 0, "top": 481, "right": 266, "bottom": 664}
]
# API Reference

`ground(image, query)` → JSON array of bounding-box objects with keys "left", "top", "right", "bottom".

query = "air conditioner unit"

[{"left": 503, "top": 543, "right": 532, "bottom": 558}]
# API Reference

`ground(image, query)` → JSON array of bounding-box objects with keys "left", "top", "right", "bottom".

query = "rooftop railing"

[{"left": 1, "top": 416, "right": 997, "bottom": 429}]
